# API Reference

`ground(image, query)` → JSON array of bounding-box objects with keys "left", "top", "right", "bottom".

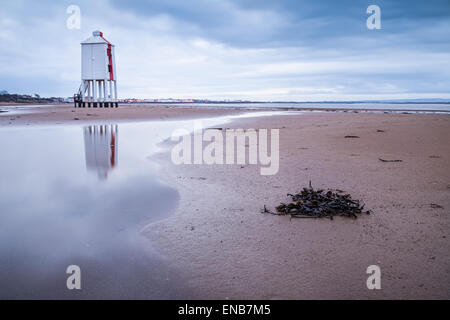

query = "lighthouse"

[{"left": 74, "top": 31, "right": 118, "bottom": 108}]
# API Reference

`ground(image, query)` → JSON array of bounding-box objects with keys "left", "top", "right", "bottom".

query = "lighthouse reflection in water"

[{"left": 83, "top": 124, "right": 118, "bottom": 180}]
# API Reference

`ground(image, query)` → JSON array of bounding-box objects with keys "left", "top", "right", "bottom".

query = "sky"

[{"left": 0, "top": 0, "right": 449, "bottom": 101}]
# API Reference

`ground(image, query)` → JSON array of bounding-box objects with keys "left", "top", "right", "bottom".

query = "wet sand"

[
  {"left": 1, "top": 105, "right": 449, "bottom": 299},
  {"left": 1, "top": 103, "right": 449, "bottom": 127},
  {"left": 146, "top": 112, "right": 450, "bottom": 299},
  {"left": 0, "top": 104, "right": 242, "bottom": 127}
]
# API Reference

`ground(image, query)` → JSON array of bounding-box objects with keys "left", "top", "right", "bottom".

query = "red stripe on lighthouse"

[
  {"left": 100, "top": 33, "right": 114, "bottom": 81},
  {"left": 107, "top": 44, "right": 114, "bottom": 80}
]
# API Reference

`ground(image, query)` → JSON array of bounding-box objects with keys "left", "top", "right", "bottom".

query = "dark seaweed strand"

[{"left": 262, "top": 181, "right": 371, "bottom": 219}]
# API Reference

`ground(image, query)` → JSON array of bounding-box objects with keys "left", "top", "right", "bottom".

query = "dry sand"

[
  {"left": 146, "top": 112, "right": 450, "bottom": 299},
  {"left": 2, "top": 105, "right": 449, "bottom": 299}
]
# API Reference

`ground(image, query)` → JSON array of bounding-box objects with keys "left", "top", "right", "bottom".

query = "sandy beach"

[
  {"left": 1, "top": 105, "right": 449, "bottom": 299},
  {"left": 147, "top": 110, "right": 450, "bottom": 299}
]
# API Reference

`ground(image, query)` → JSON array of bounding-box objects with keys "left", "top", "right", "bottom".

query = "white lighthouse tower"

[{"left": 75, "top": 31, "right": 118, "bottom": 108}]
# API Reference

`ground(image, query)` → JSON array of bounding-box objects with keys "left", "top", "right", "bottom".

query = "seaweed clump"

[{"left": 262, "top": 181, "right": 371, "bottom": 220}]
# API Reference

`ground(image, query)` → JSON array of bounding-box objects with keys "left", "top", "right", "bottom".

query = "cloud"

[
  {"left": 109, "top": 0, "right": 450, "bottom": 49},
  {"left": 0, "top": 0, "right": 449, "bottom": 100}
]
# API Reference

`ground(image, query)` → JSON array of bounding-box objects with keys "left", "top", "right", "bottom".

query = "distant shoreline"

[
  {"left": 1, "top": 102, "right": 449, "bottom": 114},
  {"left": 1, "top": 100, "right": 450, "bottom": 107},
  {"left": 132, "top": 101, "right": 450, "bottom": 104}
]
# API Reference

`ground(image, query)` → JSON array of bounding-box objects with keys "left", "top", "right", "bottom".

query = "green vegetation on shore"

[{"left": 0, "top": 92, "right": 66, "bottom": 104}]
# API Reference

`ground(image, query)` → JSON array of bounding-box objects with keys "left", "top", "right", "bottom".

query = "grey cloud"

[
  {"left": 108, "top": 0, "right": 450, "bottom": 49},
  {"left": 0, "top": 0, "right": 449, "bottom": 99}
]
